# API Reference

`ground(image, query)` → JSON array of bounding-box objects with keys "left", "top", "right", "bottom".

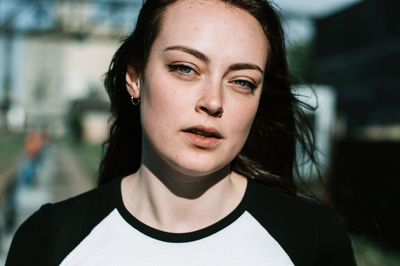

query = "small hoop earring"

[{"left": 130, "top": 96, "right": 140, "bottom": 106}]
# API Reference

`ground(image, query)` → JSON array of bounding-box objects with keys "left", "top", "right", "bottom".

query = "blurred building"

[
  {"left": 22, "top": 34, "right": 116, "bottom": 137},
  {"left": 311, "top": 0, "right": 400, "bottom": 248},
  {"left": 0, "top": 0, "right": 141, "bottom": 140},
  {"left": 311, "top": 0, "right": 400, "bottom": 140}
]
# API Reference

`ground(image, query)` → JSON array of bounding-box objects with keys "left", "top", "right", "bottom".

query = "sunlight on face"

[{"left": 140, "top": 0, "right": 269, "bottom": 176}]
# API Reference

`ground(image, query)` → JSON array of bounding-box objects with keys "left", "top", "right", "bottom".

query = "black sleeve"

[
  {"left": 313, "top": 211, "right": 356, "bottom": 266},
  {"left": 6, "top": 204, "right": 54, "bottom": 266},
  {"left": 6, "top": 182, "right": 119, "bottom": 266}
]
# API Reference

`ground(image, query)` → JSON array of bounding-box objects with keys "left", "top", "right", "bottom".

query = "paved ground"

[{"left": 0, "top": 143, "right": 95, "bottom": 264}]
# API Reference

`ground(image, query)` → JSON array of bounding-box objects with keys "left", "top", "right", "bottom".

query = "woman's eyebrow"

[
  {"left": 227, "top": 63, "right": 264, "bottom": 75},
  {"left": 163, "top": 46, "right": 263, "bottom": 75},
  {"left": 163, "top": 45, "right": 209, "bottom": 62}
]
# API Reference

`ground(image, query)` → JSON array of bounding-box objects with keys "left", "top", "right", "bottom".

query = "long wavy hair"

[{"left": 98, "top": 0, "right": 316, "bottom": 195}]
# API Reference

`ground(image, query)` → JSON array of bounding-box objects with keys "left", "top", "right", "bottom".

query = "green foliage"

[
  {"left": 351, "top": 235, "right": 400, "bottom": 266},
  {"left": 286, "top": 41, "right": 313, "bottom": 82},
  {"left": 0, "top": 134, "right": 24, "bottom": 170},
  {"left": 68, "top": 140, "right": 102, "bottom": 179}
]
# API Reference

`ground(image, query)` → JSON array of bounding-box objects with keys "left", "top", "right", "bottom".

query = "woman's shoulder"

[
  {"left": 245, "top": 179, "right": 356, "bottom": 265},
  {"left": 31, "top": 176, "right": 121, "bottom": 223},
  {"left": 6, "top": 177, "right": 122, "bottom": 265},
  {"left": 247, "top": 178, "right": 338, "bottom": 223}
]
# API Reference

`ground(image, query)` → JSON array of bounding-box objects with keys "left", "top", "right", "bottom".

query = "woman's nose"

[{"left": 195, "top": 84, "right": 224, "bottom": 118}]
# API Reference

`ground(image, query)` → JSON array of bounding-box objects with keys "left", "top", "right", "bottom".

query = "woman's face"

[{"left": 133, "top": 0, "right": 268, "bottom": 176}]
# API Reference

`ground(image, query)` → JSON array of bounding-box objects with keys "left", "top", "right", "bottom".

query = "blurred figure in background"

[
  {"left": 20, "top": 130, "right": 47, "bottom": 186},
  {"left": 4, "top": 129, "right": 48, "bottom": 232}
]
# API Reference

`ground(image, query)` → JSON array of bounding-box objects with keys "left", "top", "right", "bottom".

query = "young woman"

[{"left": 6, "top": 0, "right": 356, "bottom": 265}]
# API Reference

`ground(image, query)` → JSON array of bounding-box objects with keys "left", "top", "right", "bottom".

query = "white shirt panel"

[{"left": 60, "top": 209, "right": 294, "bottom": 266}]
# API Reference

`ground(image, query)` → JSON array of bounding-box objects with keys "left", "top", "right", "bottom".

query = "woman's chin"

[{"left": 167, "top": 157, "right": 230, "bottom": 178}]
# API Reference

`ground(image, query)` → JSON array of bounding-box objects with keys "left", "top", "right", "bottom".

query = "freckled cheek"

[
  {"left": 140, "top": 80, "right": 184, "bottom": 138},
  {"left": 230, "top": 104, "right": 259, "bottom": 143}
]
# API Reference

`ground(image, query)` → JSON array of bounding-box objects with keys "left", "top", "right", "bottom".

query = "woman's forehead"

[{"left": 154, "top": 0, "right": 269, "bottom": 67}]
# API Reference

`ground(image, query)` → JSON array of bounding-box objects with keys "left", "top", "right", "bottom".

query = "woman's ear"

[{"left": 126, "top": 65, "right": 141, "bottom": 99}]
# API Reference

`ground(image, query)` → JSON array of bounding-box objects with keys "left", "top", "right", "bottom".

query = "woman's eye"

[
  {"left": 233, "top": 80, "right": 257, "bottom": 91},
  {"left": 167, "top": 64, "right": 195, "bottom": 74}
]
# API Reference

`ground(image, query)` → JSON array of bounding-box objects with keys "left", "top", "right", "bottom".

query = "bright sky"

[
  {"left": 271, "top": 0, "right": 364, "bottom": 43},
  {"left": 272, "top": 0, "right": 363, "bottom": 17}
]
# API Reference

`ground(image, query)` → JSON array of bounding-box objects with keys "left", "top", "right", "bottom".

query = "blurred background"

[{"left": 0, "top": 0, "right": 398, "bottom": 264}]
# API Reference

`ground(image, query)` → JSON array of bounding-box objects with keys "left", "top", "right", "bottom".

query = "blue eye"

[
  {"left": 234, "top": 80, "right": 256, "bottom": 91},
  {"left": 168, "top": 64, "right": 194, "bottom": 74}
]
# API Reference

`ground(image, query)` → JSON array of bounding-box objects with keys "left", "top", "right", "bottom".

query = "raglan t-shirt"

[{"left": 6, "top": 177, "right": 356, "bottom": 266}]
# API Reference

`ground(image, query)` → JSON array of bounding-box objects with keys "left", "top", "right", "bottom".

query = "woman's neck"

[{"left": 121, "top": 165, "right": 247, "bottom": 233}]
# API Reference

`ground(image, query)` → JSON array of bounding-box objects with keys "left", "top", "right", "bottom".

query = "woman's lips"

[
  {"left": 182, "top": 126, "right": 223, "bottom": 149},
  {"left": 182, "top": 132, "right": 222, "bottom": 148}
]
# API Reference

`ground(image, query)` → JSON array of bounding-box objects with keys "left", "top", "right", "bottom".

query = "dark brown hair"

[{"left": 99, "top": 0, "right": 316, "bottom": 195}]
